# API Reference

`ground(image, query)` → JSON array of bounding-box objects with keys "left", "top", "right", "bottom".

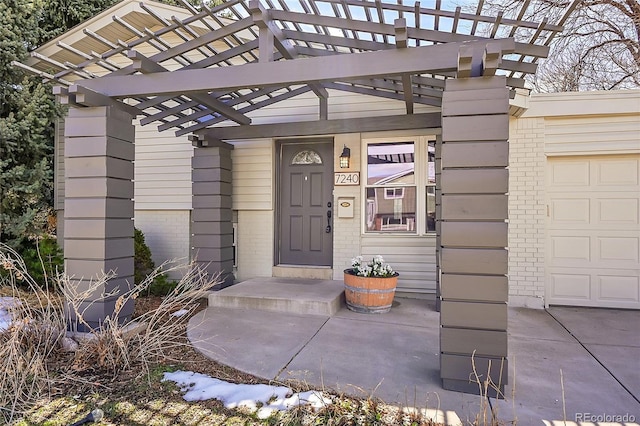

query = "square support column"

[
  {"left": 63, "top": 106, "right": 135, "bottom": 331},
  {"left": 439, "top": 77, "right": 510, "bottom": 397},
  {"left": 191, "top": 138, "right": 235, "bottom": 288}
]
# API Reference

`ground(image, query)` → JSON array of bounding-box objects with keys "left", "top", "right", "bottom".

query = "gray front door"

[{"left": 279, "top": 141, "right": 333, "bottom": 266}]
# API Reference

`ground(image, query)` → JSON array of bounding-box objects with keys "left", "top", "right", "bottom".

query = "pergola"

[{"left": 17, "top": 0, "right": 577, "bottom": 396}]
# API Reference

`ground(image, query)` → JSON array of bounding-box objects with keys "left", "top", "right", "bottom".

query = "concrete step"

[{"left": 207, "top": 277, "right": 345, "bottom": 316}]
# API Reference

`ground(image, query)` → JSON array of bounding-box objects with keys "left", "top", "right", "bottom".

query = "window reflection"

[
  {"left": 367, "top": 142, "right": 415, "bottom": 184},
  {"left": 366, "top": 142, "right": 416, "bottom": 233},
  {"left": 426, "top": 186, "right": 436, "bottom": 232},
  {"left": 428, "top": 140, "right": 436, "bottom": 184},
  {"left": 366, "top": 187, "right": 416, "bottom": 232}
]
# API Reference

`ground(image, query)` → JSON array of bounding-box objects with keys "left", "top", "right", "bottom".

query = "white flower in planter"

[{"left": 349, "top": 255, "right": 396, "bottom": 278}]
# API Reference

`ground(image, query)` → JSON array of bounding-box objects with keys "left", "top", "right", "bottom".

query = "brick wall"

[
  {"left": 134, "top": 210, "right": 191, "bottom": 279},
  {"left": 332, "top": 134, "right": 362, "bottom": 279},
  {"left": 332, "top": 185, "right": 362, "bottom": 279},
  {"left": 508, "top": 116, "right": 546, "bottom": 308},
  {"left": 236, "top": 210, "right": 274, "bottom": 281}
]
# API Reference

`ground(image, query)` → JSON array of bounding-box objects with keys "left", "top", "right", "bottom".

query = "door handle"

[{"left": 326, "top": 209, "right": 332, "bottom": 233}]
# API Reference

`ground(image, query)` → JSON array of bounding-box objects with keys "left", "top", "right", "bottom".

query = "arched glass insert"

[{"left": 291, "top": 149, "right": 323, "bottom": 165}]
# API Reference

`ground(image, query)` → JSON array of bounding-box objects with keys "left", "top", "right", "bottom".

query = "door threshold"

[{"left": 273, "top": 265, "right": 334, "bottom": 280}]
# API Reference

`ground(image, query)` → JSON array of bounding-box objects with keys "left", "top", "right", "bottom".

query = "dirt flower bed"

[
  {"left": 0, "top": 245, "right": 455, "bottom": 425},
  {"left": 9, "top": 295, "right": 445, "bottom": 426}
]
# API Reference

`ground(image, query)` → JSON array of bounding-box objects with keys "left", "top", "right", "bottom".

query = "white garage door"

[{"left": 546, "top": 155, "right": 640, "bottom": 309}]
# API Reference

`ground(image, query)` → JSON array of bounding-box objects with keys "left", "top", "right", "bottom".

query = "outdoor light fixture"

[{"left": 340, "top": 145, "right": 351, "bottom": 168}]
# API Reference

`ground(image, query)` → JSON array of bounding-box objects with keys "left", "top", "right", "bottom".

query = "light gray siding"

[
  {"left": 246, "top": 89, "right": 439, "bottom": 124},
  {"left": 134, "top": 122, "right": 193, "bottom": 210},
  {"left": 231, "top": 139, "right": 273, "bottom": 211},
  {"left": 361, "top": 235, "right": 436, "bottom": 294}
]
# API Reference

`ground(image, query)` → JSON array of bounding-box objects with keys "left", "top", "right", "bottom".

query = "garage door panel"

[
  {"left": 594, "top": 158, "right": 639, "bottom": 187},
  {"left": 547, "top": 155, "right": 640, "bottom": 309},
  {"left": 598, "top": 236, "right": 639, "bottom": 264},
  {"left": 548, "top": 160, "right": 590, "bottom": 187},
  {"left": 549, "top": 235, "right": 590, "bottom": 265},
  {"left": 596, "top": 275, "right": 640, "bottom": 304},
  {"left": 596, "top": 198, "right": 639, "bottom": 225},
  {"left": 548, "top": 268, "right": 640, "bottom": 307},
  {"left": 549, "top": 198, "right": 590, "bottom": 224},
  {"left": 548, "top": 272, "right": 591, "bottom": 301},
  {"left": 549, "top": 231, "right": 639, "bottom": 268}
]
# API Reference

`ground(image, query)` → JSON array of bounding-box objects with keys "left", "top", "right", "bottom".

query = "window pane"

[
  {"left": 426, "top": 186, "right": 436, "bottom": 232},
  {"left": 365, "top": 186, "right": 416, "bottom": 232},
  {"left": 291, "top": 149, "right": 322, "bottom": 165},
  {"left": 428, "top": 140, "right": 436, "bottom": 184},
  {"left": 367, "top": 142, "right": 415, "bottom": 185}
]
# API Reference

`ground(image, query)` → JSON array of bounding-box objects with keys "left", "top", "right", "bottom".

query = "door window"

[{"left": 291, "top": 149, "right": 323, "bottom": 165}]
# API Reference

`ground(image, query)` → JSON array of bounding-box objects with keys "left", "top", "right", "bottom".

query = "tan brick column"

[
  {"left": 191, "top": 137, "right": 235, "bottom": 288},
  {"left": 439, "top": 77, "right": 510, "bottom": 397},
  {"left": 63, "top": 106, "right": 135, "bottom": 331}
]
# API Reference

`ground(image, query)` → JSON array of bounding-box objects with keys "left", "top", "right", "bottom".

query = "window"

[
  {"left": 291, "top": 149, "right": 322, "bottom": 165},
  {"left": 426, "top": 140, "right": 436, "bottom": 232},
  {"left": 364, "top": 137, "right": 436, "bottom": 234},
  {"left": 384, "top": 187, "right": 405, "bottom": 199}
]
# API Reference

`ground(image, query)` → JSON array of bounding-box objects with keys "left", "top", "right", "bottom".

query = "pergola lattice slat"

[{"left": 20, "top": 0, "right": 575, "bottom": 136}]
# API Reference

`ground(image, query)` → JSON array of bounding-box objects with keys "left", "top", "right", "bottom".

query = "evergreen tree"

[
  {"left": 38, "top": 0, "right": 119, "bottom": 43},
  {"left": 1, "top": 0, "right": 218, "bottom": 251},
  {"left": 0, "top": 0, "right": 61, "bottom": 249}
]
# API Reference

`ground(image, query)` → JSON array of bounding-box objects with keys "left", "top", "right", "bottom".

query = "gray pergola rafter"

[{"left": 16, "top": 0, "right": 578, "bottom": 137}]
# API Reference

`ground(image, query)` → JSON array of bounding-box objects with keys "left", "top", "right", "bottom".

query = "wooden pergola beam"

[
  {"left": 394, "top": 18, "right": 413, "bottom": 115},
  {"left": 176, "top": 86, "right": 313, "bottom": 136},
  {"left": 127, "top": 50, "right": 251, "bottom": 126},
  {"left": 250, "top": 0, "right": 329, "bottom": 103},
  {"left": 67, "top": 85, "right": 141, "bottom": 116},
  {"left": 79, "top": 39, "right": 514, "bottom": 98},
  {"left": 110, "top": 17, "right": 255, "bottom": 77},
  {"left": 196, "top": 112, "right": 441, "bottom": 140},
  {"left": 323, "top": 82, "right": 441, "bottom": 107},
  {"left": 269, "top": 9, "right": 549, "bottom": 58}
]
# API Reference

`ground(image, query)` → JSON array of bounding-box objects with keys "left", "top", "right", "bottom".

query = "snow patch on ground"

[
  {"left": 162, "top": 370, "right": 331, "bottom": 419},
  {"left": 171, "top": 309, "right": 189, "bottom": 317},
  {"left": 0, "top": 297, "right": 20, "bottom": 331}
]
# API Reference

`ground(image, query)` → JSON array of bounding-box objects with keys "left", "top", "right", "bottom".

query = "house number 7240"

[{"left": 334, "top": 172, "right": 360, "bottom": 186}]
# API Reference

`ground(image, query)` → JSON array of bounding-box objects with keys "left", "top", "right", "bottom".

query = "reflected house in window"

[{"left": 366, "top": 142, "right": 416, "bottom": 232}]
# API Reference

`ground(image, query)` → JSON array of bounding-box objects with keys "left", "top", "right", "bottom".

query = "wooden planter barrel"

[{"left": 343, "top": 269, "right": 399, "bottom": 313}]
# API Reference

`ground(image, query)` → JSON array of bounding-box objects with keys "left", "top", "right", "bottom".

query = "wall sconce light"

[{"left": 340, "top": 145, "right": 351, "bottom": 168}]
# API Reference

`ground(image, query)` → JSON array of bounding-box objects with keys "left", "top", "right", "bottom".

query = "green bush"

[
  {"left": 134, "top": 228, "right": 177, "bottom": 296},
  {"left": 134, "top": 228, "right": 154, "bottom": 285},
  {"left": 7, "top": 236, "right": 64, "bottom": 289}
]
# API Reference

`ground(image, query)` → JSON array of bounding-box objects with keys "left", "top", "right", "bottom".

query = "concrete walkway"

[{"left": 187, "top": 279, "right": 640, "bottom": 425}]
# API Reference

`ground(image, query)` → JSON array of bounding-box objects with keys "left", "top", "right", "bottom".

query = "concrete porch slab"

[
  {"left": 208, "top": 277, "right": 345, "bottom": 316},
  {"left": 496, "top": 337, "right": 639, "bottom": 422},
  {"left": 188, "top": 306, "right": 329, "bottom": 379},
  {"left": 547, "top": 307, "right": 640, "bottom": 346},
  {"left": 584, "top": 344, "right": 640, "bottom": 400},
  {"left": 188, "top": 281, "right": 640, "bottom": 425}
]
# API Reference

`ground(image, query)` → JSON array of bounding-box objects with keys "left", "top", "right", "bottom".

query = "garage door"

[{"left": 546, "top": 155, "right": 640, "bottom": 309}]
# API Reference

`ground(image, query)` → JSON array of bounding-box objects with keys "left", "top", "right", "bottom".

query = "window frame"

[{"left": 362, "top": 135, "right": 436, "bottom": 236}]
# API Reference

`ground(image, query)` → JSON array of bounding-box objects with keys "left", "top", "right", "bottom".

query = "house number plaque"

[{"left": 334, "top": 172, "right": 360, "bottom": 186}]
